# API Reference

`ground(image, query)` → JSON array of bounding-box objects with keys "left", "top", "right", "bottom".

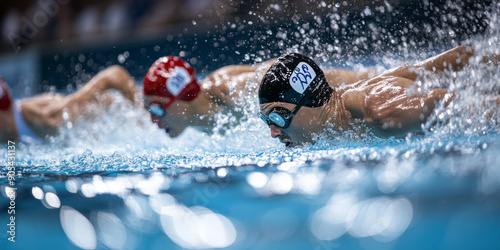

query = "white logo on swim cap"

[
  {"left": 289, "top": 62, "right": 316, "bottom": 94},
  {"left": 166, "top": 66, "right": 191, "bottom": 96}
]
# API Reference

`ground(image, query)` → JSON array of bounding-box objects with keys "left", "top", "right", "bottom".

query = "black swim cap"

[{"left": 259, "top": 53, "right": 333, "bottom": 107}]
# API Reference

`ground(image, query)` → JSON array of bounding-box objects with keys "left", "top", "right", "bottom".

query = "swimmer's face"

[
  {"left": 144, "top": 95, "right": 192, "bottom": 137},
  {"left": 260, "top": 102, "right": 325, "bottom": 147}
]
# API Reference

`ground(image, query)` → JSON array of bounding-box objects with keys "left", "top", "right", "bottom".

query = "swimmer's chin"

[
  {"left": 164, "top": 127, "right": 186, "bottom": 138},
  {"left": 164, "top": 127, "right": 177, "bottom": 138},
  {"left": 284, "top": 141, "right": 302, "bottom": 148},
  {"left": 282, "top": 138, "right": 319, "bottom": 148}
]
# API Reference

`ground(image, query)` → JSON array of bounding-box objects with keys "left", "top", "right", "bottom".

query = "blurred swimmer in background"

[
  {"left": 0, "top": 56, "right": 373, "bottom": 143},
  {"left": 259, "top": 46, "right": 500, "bottom": 147}
]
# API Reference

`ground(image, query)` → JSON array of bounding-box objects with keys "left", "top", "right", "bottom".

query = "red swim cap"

[
  {"left": 143, "top": 56, "right": 200, "bottom": 103},
  {"left": 0, "top": 77, "right": 12, "bottom": 111}
]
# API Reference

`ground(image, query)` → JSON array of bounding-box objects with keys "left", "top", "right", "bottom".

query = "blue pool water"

[
  {"left": 2, "top": 132, "right": 500, "bottom": 249},
  {"left": 2, "top": 1, "right": 500, "bottom": 249}
]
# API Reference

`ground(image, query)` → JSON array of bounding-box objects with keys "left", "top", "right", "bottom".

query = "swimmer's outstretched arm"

[
  {"left": 380, "top": 46, "right": 500, "bottom": 81},
  {"left": 379, "top": 46, "right": 477, "bottom": 81},
  {"left": 64, "top": 65, "right": 140, "bottom": 120}
]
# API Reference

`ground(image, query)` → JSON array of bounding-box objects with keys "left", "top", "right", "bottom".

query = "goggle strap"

[
  {"left": 287, "top": 88, "right": 313, "bottom": 119},
  {"left": 162, "top": 96, "right": 177, "bottom": 110}
]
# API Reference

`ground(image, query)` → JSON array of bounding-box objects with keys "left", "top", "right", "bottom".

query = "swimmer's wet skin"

[{"left": 258, "top": 46, "right": 498, "bottom": 147}]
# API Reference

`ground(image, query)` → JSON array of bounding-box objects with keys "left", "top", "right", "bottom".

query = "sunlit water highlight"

[{"left": 2, "top": 1, "right": 500, "bottom": 249}]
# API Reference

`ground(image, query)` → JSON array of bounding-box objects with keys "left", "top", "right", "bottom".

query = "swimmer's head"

[
  {"left": 259, "top": 53, "right": 333, "bottom": 108},
  {"left": 143, "top": 56, "right": 200, "bottom": 137},
  {"left": 258, "top": 53, "right": 334, "bottom": 147},
  {"left": 143, "top": 56, "right": 200, "bottom": 103}
]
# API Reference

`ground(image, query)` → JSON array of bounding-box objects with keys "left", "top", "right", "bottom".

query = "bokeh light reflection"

[
  {"left": 374, "top": 156, "right": 416, "bottom": 194},
  {"left": 81, "top": 183, "right": 96, "bottom": 198},
  {"left": 65, "top": 179, "right": 79, "bottom": 193},
  {"left": 310, "top": 193, "right": 356, "bottom": 241},
  {"left": 149, "top": 193, "right": 177, "bottom": 214},
  {"left": 31, "top": 186, "right": 44, "bottom": 200},
  {"left": 160, "top": 205, "right": 237, "bottom": 249},
  {"left": 311, "top": 195, "right": 413, "bottom": 242},
  {"left": 60, "top": 206, "right": 97, "bottom": 250},
  {"left": 96, "top": 211, "right": 127, "bottom": 250},
  {"left": 44, "top": 192, "right": 61, "bottom": 209},
  {"left": 246, "top": 172, "right": 268, "bottom": 189},
  {"left": 269, "top": 172, "right": 294, "bottom": 195}
]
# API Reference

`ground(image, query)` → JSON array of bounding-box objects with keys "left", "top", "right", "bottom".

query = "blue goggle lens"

[
  {"left": 148, "top": 103, "right": 165, "bottom": 117},
  {"left": 268, "top": 112, "right": 286, "bottom": 127},
  {"left": 260, "top": 107, "right": 293, "bottom": 128}
]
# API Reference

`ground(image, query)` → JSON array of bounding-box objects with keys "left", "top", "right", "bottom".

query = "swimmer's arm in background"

[
  {"left": 203, "top": 59, "right": 277, "bottom": 106},
  {"left": 205, "top": 58, "right": 277, "bottom": 85},
  {"left": 65, "top": 66, "right": 140, "bottom": 119},
  {"left": 100, "top": 65, "right": 140, "bottom": 105},
  {"left": 206, "top": 64, "right": 257, "bottom": 83}
]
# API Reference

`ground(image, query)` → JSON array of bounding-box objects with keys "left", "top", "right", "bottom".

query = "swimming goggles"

[
  {"left": 260, "top": 89, "right": 313, "bottom": 128},
  {"left": 260, "top": 107, "right": 296, "bottom": 128},
  {"left": 146, "top": 77, "right": 198, "bottom": 118},
  {"left": 146, "top": 98, "right": 176, "bottom": 118}
]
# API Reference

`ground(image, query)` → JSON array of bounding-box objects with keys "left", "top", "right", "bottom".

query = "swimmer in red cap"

[
  {"left": 0, "top": 56, "right": 373, "bottom": 143},
  {"left": 259, "top": 46, "right": 500, "bottom": 147}
]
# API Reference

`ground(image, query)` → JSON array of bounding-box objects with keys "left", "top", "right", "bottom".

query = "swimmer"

[
  {"left": 259, "top": 46, "right": 500, "bottom": 147},
  {"left": 0, "top": 56, "right": 373, "bottom": 143}
]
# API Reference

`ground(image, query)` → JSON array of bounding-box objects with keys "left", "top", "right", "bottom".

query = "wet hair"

[{"left": 259, "top": 53, "right": 333, "bottom": 107}]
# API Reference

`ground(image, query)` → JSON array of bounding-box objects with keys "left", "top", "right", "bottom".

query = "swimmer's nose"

[{"left": 269, "top": 125, "right": 283, "bottom": 138}]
